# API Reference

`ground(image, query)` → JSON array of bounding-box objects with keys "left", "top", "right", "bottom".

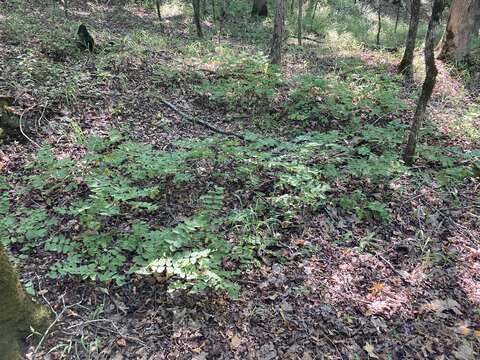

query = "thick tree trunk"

[
  {"left": 398, "top": 0, "right": 421, "bottom": 80},
  {"left": 270, "top": 0, "right": 287, "bottom": 65},
  {"left": 474, "top": 10, "right": 480, "bottom": 37},
  {"left": 404, "top": 0, "right": 445, "bottom": 165},
  {"left": 297, "top": 0, "right": 303, "bottom": 45},
  {"left": 436, "top": 0, "right": 480, "bottom": 61},
  {"left": 0, "top": 246, "right": 51, "bottom": 359},
  {"left": 252, "top": 0, "right": 268, "bottom": 17},
  {"left": 193, "top": 0, "right": 203, "bottom": 38}
]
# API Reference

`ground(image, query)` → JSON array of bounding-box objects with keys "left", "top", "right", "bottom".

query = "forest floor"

[{"left": 1, "top": 1, "right": 480, "bottom": 359}]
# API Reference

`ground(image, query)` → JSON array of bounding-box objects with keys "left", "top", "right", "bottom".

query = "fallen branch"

[
  {"left": 159, "top": 99, "right": 245, "bottom": 140},
  {"left": 288, "top": 35, "right": 324, "bottom": 44}
]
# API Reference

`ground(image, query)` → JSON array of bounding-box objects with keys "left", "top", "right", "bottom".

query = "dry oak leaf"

[{"left": 230, "top": 334, "right": 242, "bottom": 348}]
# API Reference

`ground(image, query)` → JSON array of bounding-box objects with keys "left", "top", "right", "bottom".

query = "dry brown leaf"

[
  {"left": 116, "top": 337, "right": 127, "bottom": 347},
  {"left": 230, "top": 334, "right": 242, "bottom": 348},
  {"left": 456, "top": 324, "right": 472, "bottom": 336},
  {"left": 369, "top": 282, "right": 385, "bottom": 296}
]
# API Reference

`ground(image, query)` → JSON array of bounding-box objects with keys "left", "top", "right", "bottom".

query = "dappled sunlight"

[
  {"left": 451, "top": 236, "right": 480, "bottom": 304},
  {"left": 1, "top": 0, "right": 479, "bottom": 358},
  {"left": 303, "top": 250, "right": 415, "bottom": 317}
]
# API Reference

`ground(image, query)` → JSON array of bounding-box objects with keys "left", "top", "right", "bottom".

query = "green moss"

[{"left": 0, "top": 247, "right": 51, "bottom": 359}]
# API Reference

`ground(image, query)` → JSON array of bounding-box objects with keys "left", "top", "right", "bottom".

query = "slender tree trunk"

[
  {"left": 211, "top": 0, "right": 217, "bottom": 21},
  {"left": 404, "top": 0, "right": 445, "bottom": 165},
  {"left": 436, "top": 0, "right": 480, "bottom": 61},
  {"left": 297, "top": 0, "right": 303, "bottom": 45},
  {"left": 193, "top": 0, "right": 203, "bottom": 38},
  {"left": 394, "top": 1, "right": 401, "bottom": 34},
  {"left": 156, "top": 0, "right": 162, "bottom": 21},
  {"left": 0, "top": 246, "right": 51, "bottom": 359},
  {"left": 220, "top": 0, "right": 228, "bottom": 17},
  {"left": 290, "top": 0, "right": 295, "bottom": 15},
  {"left": 312, "top": 0, "right": 319, "bottom": 20},
  {"left": 270, "top": 0, "right": 287, "bottom": 65},
  {"left": 376, "top": 1, "right": 382, "bottom": 45},
  {"left": 398, "top": 0, "right": 421, "bottom": 80},
  {"left": 202, "top": 0, "right": 208, "bottom": 16},
  {"left": 252, "top": 0, "right": 268, "bottom": 16}
]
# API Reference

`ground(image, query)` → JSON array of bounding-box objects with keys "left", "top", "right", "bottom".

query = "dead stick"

[{"left": 160, "top": 99, "right": 245, "bottom": 140}]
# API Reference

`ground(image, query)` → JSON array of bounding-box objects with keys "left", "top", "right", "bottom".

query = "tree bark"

[
  {"left": 211, "top": 0, "right": 217, "bottom": 21},
  {"left": 156, "top": 0, "right": 162, "bottom": 21},
  {"left": 252, "top": 0, "right": 268, "bottom": 17},
  {"left": 394, "top": 0, "right": 401, "bottom": 34},
  {"left": 270, "top": 0, "right": 287, "bottom": 65},
  {"left": 0, "top": 246, "right": 51, "bottom": 359},
  {"left": 398, "top": 0, "right": 421, "bottom": 80},
  {"left": 376, "top": 1, "right": 382, "bottom": 45},
  {"left": 193, "top": 0, "right": 203, "bottom": 38},
  {"left": 404, "top": 0, "right": 445, "bottom": 166},
  {"left": 436, "top": 0, "right": 480, "bottom": 61},
  {"left": 297, "top": 0, "right": 303, "bottom": 45}
]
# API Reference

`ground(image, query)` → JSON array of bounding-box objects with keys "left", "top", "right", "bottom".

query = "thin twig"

[
  {"left": 160, "top": 98, "right": 245, "bottom": 140},
  {"left": 19, "top": 106, "right": 40, "bottom": 148},
  {"left": 32, "top": 298, "right": 83, "bottom": 359}
]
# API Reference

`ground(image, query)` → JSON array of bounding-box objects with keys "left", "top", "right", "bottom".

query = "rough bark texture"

[
  {"left": 436, "top": 0, "right": 480, "bottom": 61},
  {"left": 193, "top": 0, "right": 203, "bottom": 38},
  {"left": 297, "top": 0, "right": 303, "bottom": 45},
  {"left": 251, "top": 0, "right": 268, "bottom": 17},
  {"left": 270, "top": 0, "right": 287, "bottom": 65},
  {"left": 0, "top": 246, "right": 51, "bottom": 359},
  {"left": 404, "top": 0, "right": 445, "bottom": 165},
  {"left": 156, "top": 0, "right": 162, "bottom": 20},
  {"left": 398, "top": 0, "right": 420, "bottom": 79}
]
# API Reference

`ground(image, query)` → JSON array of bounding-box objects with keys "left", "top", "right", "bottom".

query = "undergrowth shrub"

[
  {"left": 195, "top": 52, "right": 283, "bottom": 111},
  {"left": 287, "top": 71, "right": 406, "bottom": 126},
  {"left": 2, "top": 122, "right": 476, "bottom": 296}
]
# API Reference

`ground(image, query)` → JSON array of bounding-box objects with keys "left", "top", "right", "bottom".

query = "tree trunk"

[
  {"left": 474, "top": 10, "right": 480, "bottom": 37},
  {"left": 398, "top": 0, "right": 421, "bottom": 80},
  {"left": 297, "top": 0, "right": 303, "bottom": 45},
  {"left": 156, "top": 0, "right": 162, "bottom": 21},
  {"left": 376, "top": 1, "right": 382, "bottom": 45},
  {"left": 270, "top": 0, "right": 287, "bottom": 65},
  {"left": 220, "top": 0, "right": 228, "bottom": 17},
  {"left": 211, "top": 0, "right": 217, "bottom": 21},
  {"left": 394, "top": 1, "right": 401, "bottom": 34},
  {"left": 193, "top": 0, "right": 203, "bottom": 38},
  {"left": 436, "top": 0, "right": 480, "bottom": 61},
  {"left": 0, "top": 246, "right": 51, "bottom": 359},
  {"left": 404, "top": 0, "right": 445, "bottom": 165},
  {"left": 252, "top": 0, "right": 268, "bottom": 17}
]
